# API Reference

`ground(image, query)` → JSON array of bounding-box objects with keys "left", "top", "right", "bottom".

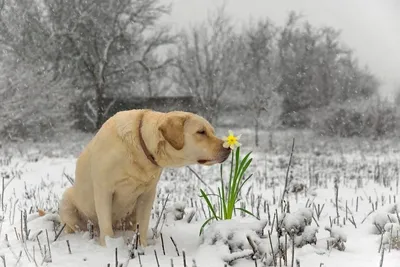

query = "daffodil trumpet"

[{"left": 223, "top": 130, "right": 241, "bottom": 150}]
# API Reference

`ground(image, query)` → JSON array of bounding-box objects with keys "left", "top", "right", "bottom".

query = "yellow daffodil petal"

[
  {"left": 221, "top": 130, "right": 242, "bottom": 150},
  {"left": 223, "top": 142, "right": 230, "bottom": 149}
]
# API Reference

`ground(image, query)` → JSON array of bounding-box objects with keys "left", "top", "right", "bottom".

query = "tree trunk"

[
  {"left": 205, "top": 112, "right": 215, "bottom": 125},
  {"left": 254, "top": 110, "right": 262, "bottom": 147},
  {"left": 255, "top": 117, "right": 259, "bottom": 147},
  {"left": 95, "top": 87, "right": 105, "bottom": 130},
  {"left": 146, "top": 71, "right": 153, "bottom": 97},
  {"left": 203, "top": 105, "right": 217, "bottom": 125},
  {"left": 268, "top": 130, "right": 273, "bottom": 150}
]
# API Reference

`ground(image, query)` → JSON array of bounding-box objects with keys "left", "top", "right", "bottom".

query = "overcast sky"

[{"left": 161, "top": 0, "right": 400, "bottom": 98}]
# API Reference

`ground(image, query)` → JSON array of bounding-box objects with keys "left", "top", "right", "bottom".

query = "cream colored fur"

[{"left": 59, "top": 109, "right": 230, "bottom": 246}]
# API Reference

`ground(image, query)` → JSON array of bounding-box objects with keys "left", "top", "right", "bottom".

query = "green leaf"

[
  {"left": 220, "top": 164, "right": 227, "bottom": 218},
  {"left": 227, "top": 149, "right": 240, "bottom": 216},
  {"left": 228, "top": 151, "right": 236, "bottom": 196},
  {"left": 198, "top": 192, "right": 220, "bottom": 200},
  {"left": 229, "top": 151, "right": 234, "bottom": 185},
  {"left": 235, "top": 207, "right": 258, "bottom": 219},
  {"left": 200, "top": 189, "right": 219, "bottom": 220},
  {"left": 218, "top": 187, "right": 227, "bottom": 219},
  {"left": 232, "top": 151, "right": 253, "bottom": 197},
  {"left": 237, "top": 174, "right": 254, "bottom": 197},
  {"left": 237, "top": 159, "right": 252, "bottom": 181},
  {"left": 234, "top": 147, "right": 240, "bottom": 178},
  {"left": 199, "top": 216, "right": 216, "bottom": 236},
  {"left": 237, "top": 154, "right": 253, "bottom": 179},
  {"left": 237, "top": 158, "right": 253, "bottom": 185},
  {"left": 228, "top": 176, "right": 240, "bottom": 216},
  {"left": 237, "top": 152, "right": 252, "bottom": 176},
  {"left": 199, "top": 145, "right": 255, "bottom": 233}
]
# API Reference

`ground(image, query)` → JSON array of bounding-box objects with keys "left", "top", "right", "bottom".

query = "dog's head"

[{"left": 158, "top": 111, "right": 231, "bottom": 167}]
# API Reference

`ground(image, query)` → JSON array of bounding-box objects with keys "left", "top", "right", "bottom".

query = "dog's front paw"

[
  {"left": 146, "top": 238, "right": 156, "bottom": 246},
  {"left": 140, "top": 237, "right": 148, "bottom": 247},
  {"left": 104, "top": 235, "right": 125, "bottom": 248},
  {"left": 139, "top": 235, "right": 157, "bottom": 247},
  {"left": 99, "top": 235, "right": 107, "bottom": 246},
  {"left": 64, "top": 225, "right": 75, "bottom": 234}
]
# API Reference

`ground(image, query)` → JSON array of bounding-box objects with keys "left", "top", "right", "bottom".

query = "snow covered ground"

[{"left": 0, "top": 146, "right": 399, "bottom": 266}]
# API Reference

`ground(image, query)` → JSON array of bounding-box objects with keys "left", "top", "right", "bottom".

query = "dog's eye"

[{"left": 197, "top": 130, "right": 206, "bottom": 135}]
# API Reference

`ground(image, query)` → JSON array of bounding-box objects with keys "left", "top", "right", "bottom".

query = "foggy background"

[
  {"left": 163, "top": 0, "right": 400, "bottom": 98},
  {"left": 1, "top": 0, "right": 399, "bottom": 153}
]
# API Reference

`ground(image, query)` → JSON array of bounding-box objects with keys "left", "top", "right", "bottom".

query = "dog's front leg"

[
  {"left": 135, "top": 186, "right": 157, "bottom": 247},
  {"left": 94, "top": 185, "right": 114, "bottom": 246}
]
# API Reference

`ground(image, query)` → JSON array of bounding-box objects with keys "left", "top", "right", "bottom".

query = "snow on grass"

[{"left": 0, "top": 148, "right": 399, "bottom": 266}]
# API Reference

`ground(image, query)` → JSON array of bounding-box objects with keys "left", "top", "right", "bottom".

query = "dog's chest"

[
  {"left": 112, "top": 173, "right": 161, "bottom": 218},
  {"left": 113, "top": 179, "right": 145, "bottom": 204}
]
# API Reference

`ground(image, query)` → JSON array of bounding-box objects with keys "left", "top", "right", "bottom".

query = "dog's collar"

[{"left": 138, "top": 116, "right": 159, "bottom": 167}]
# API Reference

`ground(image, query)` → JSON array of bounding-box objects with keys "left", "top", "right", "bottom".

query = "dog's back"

[{"left": 71, "top": 110, "right": 142, "bottom": 220}]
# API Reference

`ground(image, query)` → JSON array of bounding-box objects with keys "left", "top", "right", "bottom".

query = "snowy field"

[{"left": 0, "top": 137, "right": 399, "bottom": 267}]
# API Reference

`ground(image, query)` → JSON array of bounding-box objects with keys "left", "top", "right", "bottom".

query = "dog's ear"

[{"left": 159, "top": 115, "right": 187, "bottom": 150}]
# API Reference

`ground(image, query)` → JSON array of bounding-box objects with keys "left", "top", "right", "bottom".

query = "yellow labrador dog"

[{"left": 59, "top": 109, "right": 231, "bottom": 246}]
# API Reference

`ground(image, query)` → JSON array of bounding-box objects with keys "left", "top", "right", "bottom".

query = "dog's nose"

[{"left": 222, "top": 146, "right": 232, "bottom": 155}]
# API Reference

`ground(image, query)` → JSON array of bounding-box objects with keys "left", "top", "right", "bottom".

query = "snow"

[{"left": 0, "top": 147, "right": 399, "bottom": 267}]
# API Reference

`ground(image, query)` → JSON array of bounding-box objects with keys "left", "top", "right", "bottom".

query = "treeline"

[{"left": 0, "top": 0, "right": 396, "bottom": 142}]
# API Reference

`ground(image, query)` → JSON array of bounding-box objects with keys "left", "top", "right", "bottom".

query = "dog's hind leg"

[{"left": 59, "top": 187, "right": 87, "bottom": 233}]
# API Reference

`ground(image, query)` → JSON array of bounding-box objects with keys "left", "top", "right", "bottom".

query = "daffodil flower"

[
  {"left": 223, "top": 130, "right": 241, "bottom": 150},
  {"left": 200, "top": 129, "right": 254, "bottom": 235}
]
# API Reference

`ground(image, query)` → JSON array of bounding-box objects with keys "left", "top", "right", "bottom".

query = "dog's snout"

[
  {"left": 218, "top": 139, "right": 231, "bottom": 151},
  {"left": 217, "top": 143, "right": 231, "bottom": 162}
]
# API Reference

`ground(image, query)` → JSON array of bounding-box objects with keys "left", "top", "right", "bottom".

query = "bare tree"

[
  {"left": 45, "top": 0, "right": 175, "bottom": 128},
  {"left": 239, "top": 19, "right": 282, "bottom": 147},
  {"left": 0, "top": 57, "right": 71, "bottom": 140},
  {"left": 0, "top": 0, "right": 74, "bottom": 140},
  {"left": 276, "top": 11, "right": 378, "bottom": 127},
  {"left": 173, "top": 7, "right": 240, "bottom": 123},
  {"left": 0, "top": 0, "right": 48, "bottom": 60},
  {"left": 137, "top": 54, "right": 175, "bottom": 97}
]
